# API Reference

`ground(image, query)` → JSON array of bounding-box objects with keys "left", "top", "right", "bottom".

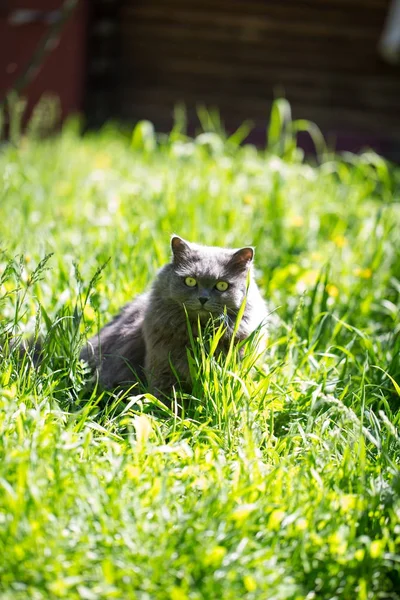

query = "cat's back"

[
  {"left": 81, "top": 292, "right": 149, "bottom": 388},
  {"left": 110, "top": 292, "right": 150, "bottom": 335}
]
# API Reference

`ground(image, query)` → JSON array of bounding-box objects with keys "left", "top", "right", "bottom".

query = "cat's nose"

[{"left": 199, "top": 297, "right": 209, "bottom": 306}]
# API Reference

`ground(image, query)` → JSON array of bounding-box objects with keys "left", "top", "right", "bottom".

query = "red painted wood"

[{"left": 0, "top": 0, "right": 87, "bottom": 121}]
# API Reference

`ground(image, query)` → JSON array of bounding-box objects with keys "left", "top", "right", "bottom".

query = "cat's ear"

[
  {"left": 229, "top": 247, "right": 254, "bottom": 272},
  {"left": 171, "top": 235, "right": 191, "bottom": 263}
]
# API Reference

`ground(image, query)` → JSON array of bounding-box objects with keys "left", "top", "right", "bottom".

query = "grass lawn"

[{"left": 0, "top": 104, "right": 399, "bottom": 599}]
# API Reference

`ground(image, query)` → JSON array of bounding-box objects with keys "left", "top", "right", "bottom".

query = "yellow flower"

[
  {"left": 355, "top": 548, "right": 365, "bottom": 561},
  {"left": 170, "top": 588, "right": 188, "bottom": 600},
  {"left": 268, "top": 509, "right": 285, "bottom": 530},
  {"left": 290, "top": 215, "right": 304, "bottom": 227},
  {"left": 125, "top": 465, "right": 140, "bottom": 480},
  {"left": 327, "top": 531, "right": 347, "bottom": 556},
  {"left": 299, "top": 270, "right": 318, "bottom": 286},
  {"left": 94, "top": 152, "right": 111, "bottom": 170},
  {"left": 339, "top": 494, "right": 357, "bottom": 512},
  {"left": 326, "top": 284, "right": 339, "bottom": 298},
  {"left": 243, "top": 575, "right": 257, "bottom": 592},
  {"left": 332, "top": 235, "right": 348, "bottom": 248},
  {"left": 370, "top": 539, "right": 385, "bottom": 558},
  {"left": 204, "top": 545, "right": 227, "bottom": 566},
  {"left": 354, "top": 267, "right": 373, "bottom": 279}
]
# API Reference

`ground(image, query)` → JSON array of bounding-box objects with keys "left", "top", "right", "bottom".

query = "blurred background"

[{"left": 1, "top": 0, "right": 400, "bottom": 160}]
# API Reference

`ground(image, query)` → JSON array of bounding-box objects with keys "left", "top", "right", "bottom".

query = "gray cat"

[{"left": 81, "top": 236, "right": 268, "bottom": 396}]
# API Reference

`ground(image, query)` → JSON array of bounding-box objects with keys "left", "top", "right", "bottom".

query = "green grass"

[{"left": 0, "top": 101, "right": 399, "bottom": 599}]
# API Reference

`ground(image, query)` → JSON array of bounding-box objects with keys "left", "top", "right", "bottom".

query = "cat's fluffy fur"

[{"left": 81, "top": 236, "right": 268, "bottom": 395}]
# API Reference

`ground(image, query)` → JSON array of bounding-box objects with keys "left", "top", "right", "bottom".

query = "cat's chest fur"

[{"left": 144, "top": 298, "right": 190, "bottom": 344}]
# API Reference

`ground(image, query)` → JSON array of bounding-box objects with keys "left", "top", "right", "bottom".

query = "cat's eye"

[
  {"left": 184, "top": 277, "right": 197, "bottom": 287},
  {"left": 215, "top": 281, "right": 229, "bottom": 292}
]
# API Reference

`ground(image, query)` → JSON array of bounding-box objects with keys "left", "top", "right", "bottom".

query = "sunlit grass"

[{"left": 0, "top": 100, "right": 399, "bottom": 599}]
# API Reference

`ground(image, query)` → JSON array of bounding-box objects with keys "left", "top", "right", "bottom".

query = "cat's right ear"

[{"left": 171, "top": 235, "right": 191, "bottom": 263}]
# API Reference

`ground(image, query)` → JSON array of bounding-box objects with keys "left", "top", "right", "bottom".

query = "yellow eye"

[
  {"left": 184, "top": 277, "right": 197, "bottom": 287},
  {"left": 215, "top": 281, "right": 229, "bottom": 292}
]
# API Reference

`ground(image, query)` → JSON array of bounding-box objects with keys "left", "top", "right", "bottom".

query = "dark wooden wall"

[
  {"left": 115, "top": 0, "right": 400, "bottom": 157},
  {"left": 85, "top": 0, "right": 121, "bottom": 128}
]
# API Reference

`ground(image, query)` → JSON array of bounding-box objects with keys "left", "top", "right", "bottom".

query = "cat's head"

[{"left": 165, "top": 235, "right": 254, "bottom": 318}]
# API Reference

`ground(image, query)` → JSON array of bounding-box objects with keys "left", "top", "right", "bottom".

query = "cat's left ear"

[
  {"left": 229, "top": 247, "right": 254, "bottom": 271},
  {"left": 171, "top": 235, "right": 191, "bottom": 263}
]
